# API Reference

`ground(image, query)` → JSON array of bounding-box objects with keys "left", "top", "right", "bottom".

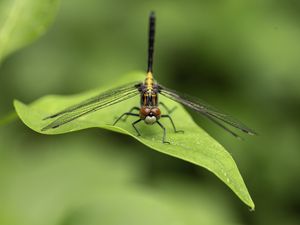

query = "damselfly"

[{"left": 42, "top": 12, "right": 256, "bottom": 143}]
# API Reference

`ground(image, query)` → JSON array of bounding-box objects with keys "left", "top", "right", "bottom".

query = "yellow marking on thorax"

[{"left": 145, "top": 72, "right": 154, "bottom": 90}]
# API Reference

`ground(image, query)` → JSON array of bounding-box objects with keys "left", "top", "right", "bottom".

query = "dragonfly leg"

[
  {"left": 156, "top": 121, "right": 170, "bottom": 144},
  {"left": 121, "top": 107, "right": 140, "bottom": 122},
  {"left": 132, "top": 119, "right": 142, "bottom": 136},
  {"left": 113, "top": 112, "right": 139, "bottom": 126},
  {"left": 159, "top": 102, "right": 177, "bottom": 114},
  {"left": 161, "top": 114, "right": 184, "bottom": 133}
]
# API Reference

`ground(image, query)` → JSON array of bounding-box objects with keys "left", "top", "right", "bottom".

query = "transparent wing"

[
  {"left": 41, "top": 82, "right": 142, "bottom": 131},
  {"left": 158, "top": 84, "right": 256, "bottom": 137}
]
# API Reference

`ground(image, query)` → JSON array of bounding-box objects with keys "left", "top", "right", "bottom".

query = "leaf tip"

[
  {"left": 249, "top": 204, "right": 255, "bottom": 212},
  {"left": 246, "top": 198, "right": 255, "bottom": 211}
]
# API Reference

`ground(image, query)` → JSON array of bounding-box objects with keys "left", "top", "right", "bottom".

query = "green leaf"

[
  {"left": 0, "top": 0, "right": 60, "bottom": 62},
  {"left": 14, "top": 71, "right": 254, "bottom": 209}
]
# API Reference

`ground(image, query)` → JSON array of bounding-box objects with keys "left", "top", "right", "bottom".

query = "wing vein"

[
  {"left": 41, "top": 82, "right": 141, "bottom": 131},
  {"left": 158, "top": 84, "right": 256, "bottom": 136}
]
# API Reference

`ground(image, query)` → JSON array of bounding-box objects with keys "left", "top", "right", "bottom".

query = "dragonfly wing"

[
  {"left": 158, "top": 84, "right": 256, "bottom": 136},
  {"left": 43, "top": 82, "right": 142, "bottom": 119},
  {"left": 42, "top": 82, "right": 142, "bottom": 131}
]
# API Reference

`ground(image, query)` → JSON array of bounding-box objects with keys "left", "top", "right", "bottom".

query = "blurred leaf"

[
  {"left": 14, "top": 71, "right": 254, "bottom": 209},
  {"left": 0, "top": 0, "right": 60, "bottom": 62},
  {"left": 0, "top": 111, "right": 17, "bottom": 126}
]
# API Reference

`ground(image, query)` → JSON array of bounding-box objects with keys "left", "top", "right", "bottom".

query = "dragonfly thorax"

[{"left": 140, "top": 88, "right": 158, "bottom": 107}]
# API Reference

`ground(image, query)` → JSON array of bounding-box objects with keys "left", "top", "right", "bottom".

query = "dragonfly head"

[{"left": 140, "top": 106, "right": 161, "bottom": 125}]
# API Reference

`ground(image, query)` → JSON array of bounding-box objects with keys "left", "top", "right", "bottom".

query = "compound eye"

[
  {"left": 151, "top": 107, "right": 161, "bottom": 117},
  {"left": 139, "top": 107, "right": 151, "bottom": 119}
]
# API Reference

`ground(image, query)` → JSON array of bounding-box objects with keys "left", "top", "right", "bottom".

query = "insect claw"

[{"left": 176, "top": 130, "right": 184, "bottom": 133}]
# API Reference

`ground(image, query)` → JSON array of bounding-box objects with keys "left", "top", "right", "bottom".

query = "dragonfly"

[{"left": 42, "top": 12, "right": 256, "bottom": 143}]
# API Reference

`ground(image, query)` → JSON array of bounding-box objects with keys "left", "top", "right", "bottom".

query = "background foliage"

[{"left": 1, "top": 0, "right": 300, "bottom": 224}]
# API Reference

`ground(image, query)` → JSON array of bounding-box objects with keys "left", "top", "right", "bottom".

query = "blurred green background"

[{"left": 1, "top": 0, "right": 300, "bottom": 224}]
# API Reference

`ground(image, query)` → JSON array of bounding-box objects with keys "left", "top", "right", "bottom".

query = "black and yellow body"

[
  {"left": 139, "top": 72, "right": 161, "bottom": 124},
  {"left": 138, "top": 12, "right": 162, "bottom": 125},
  {"left": 113, "top": 12, "right": 182, "bottom": 143}
]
